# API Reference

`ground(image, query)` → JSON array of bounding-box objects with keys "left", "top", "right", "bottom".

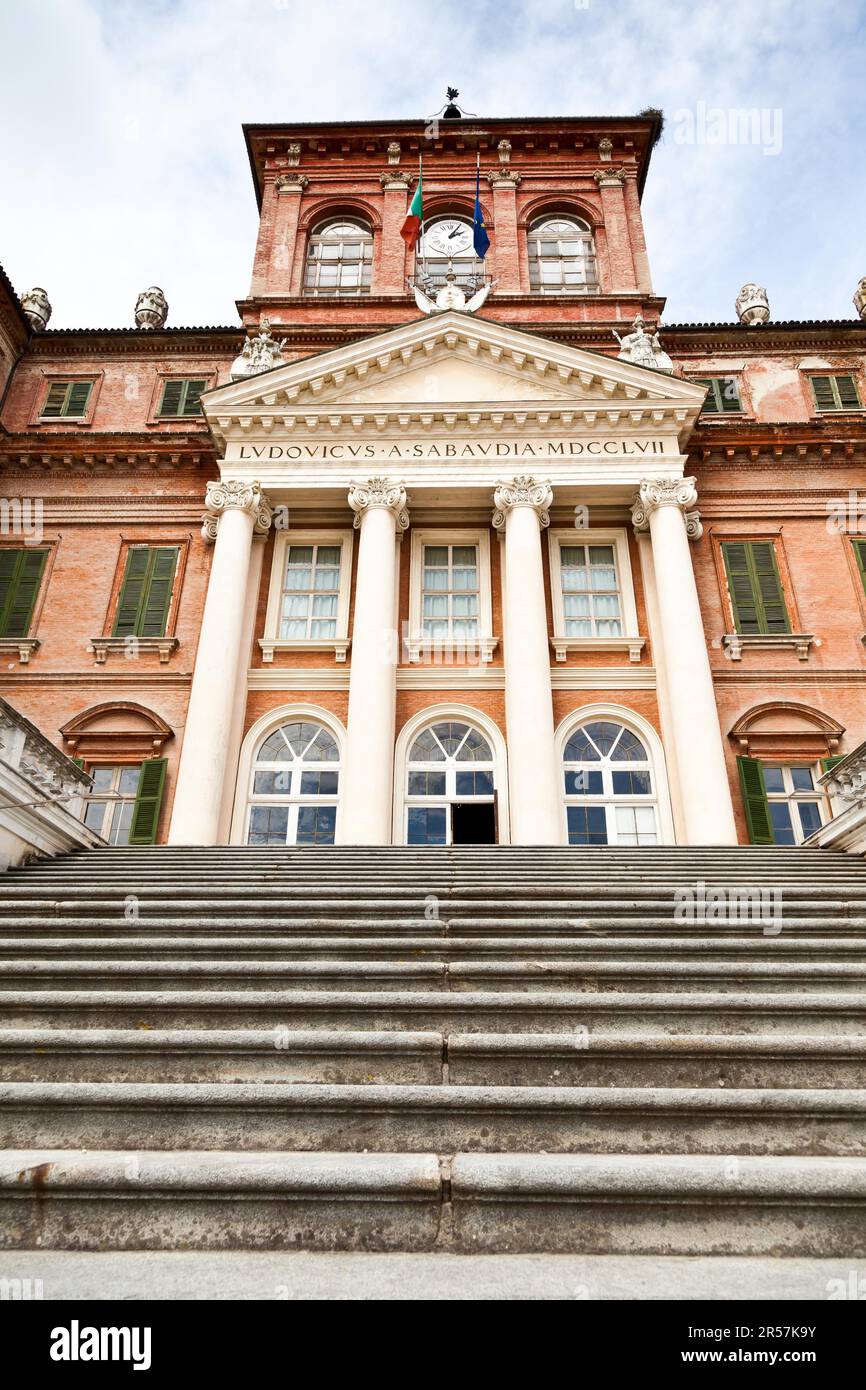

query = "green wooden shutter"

[
  {"left": 139, "top": 547, "right": 178, "bottom": 636},
  {"left": 112, "top": 547, "right": 151, "bottom": 637},
  {"left": 821, "top": 756, "right": 846, "bottom": 773},
  {"left": 0, "top": 549, "right": 48, "bottom": 637},
  {"left": 41, "top": 382, "right": 70, "bottom": 417},
  {"left": 696, "top": 377, "right": 741, "bottom": 413},
  {"left": 722, "top": 541, "right": 789, "bottom": 634},
  {"left": 113, "top": 546, "right": 177, "bottom": 638},
  {"left": 836, "top": 375, "right": 861, "bottom": 410},
  {"left": 129, "top": 759, "right": 167, "bottom": 845},
  {"left": 180, "top": 380, "right": 206, "bottom": 415},
  {"left": 854, "top": 540, "right": 866, "bottom": 594},
  {"left": 66, "top": 381, "right": 93, "bottom": 416},
  {"left": 737, "top": 756, "right": 774, "bottom": 844},
  {"left": 41, "top": 381, "right": 92, "bottom": 417},
  {"left": 158, "top": 380, "right": 185, "bottom": 416},
  {"left": 750, "top": 542, "right": 789, "bottom": 632}
]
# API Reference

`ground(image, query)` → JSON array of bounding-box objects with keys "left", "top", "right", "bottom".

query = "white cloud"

[{"left": 1, "top": 0, "right": 864, "bottom": 327}]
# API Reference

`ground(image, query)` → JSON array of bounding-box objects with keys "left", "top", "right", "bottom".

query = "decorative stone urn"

[
  {"left": 134, "top": 286, "right": 168, "bottom": 330},
  {"left": 735, "top": 283, "right": 770, "bottom": 325},
  {"left": 854, "top": 277, "right": 866, "bottom": 321},
  {"left": 20, "top": 288, "right": 52, "bottom": 331}
]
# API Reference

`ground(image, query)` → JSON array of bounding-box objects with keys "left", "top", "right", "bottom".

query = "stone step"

[
  {"left": 2, "top": 987, "right": 864, "bottom": 1032},
  {"left": 4, "top": 933, "right": 865, "bottom": 959},
  {"left": 2, "top": 1081, "right": 865, "bottom": 1155},
  {"left": 5, "top": 1149, "right": 865, "bottom": 1256},
  {"left": 5, "top": 956, "right": 866, "bottom": 994},
  {"left": 5, "top": 911, "right": 861, "bottom": 934},
  {"left": 2, "top": 1028, "right": 864, "bottom": 1088}
]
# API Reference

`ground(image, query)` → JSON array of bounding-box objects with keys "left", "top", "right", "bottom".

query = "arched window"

[
  {"left": 246, "top": 719, "right": 340, "bottom": 845},
  {"left": 405, "top": 719, "right": 495, "bottom": 845},
  {"left": 563, "top": 719, "right": 658, "bottom": 845},
  {"left": 418, "top": 216, "right": 485, "bottom": 294},
  {"left": 528, "top": 216, "right": 598, "bottom": 294},
  {"left": 304, "top": 218, "right": 373, "bottom": 297}
]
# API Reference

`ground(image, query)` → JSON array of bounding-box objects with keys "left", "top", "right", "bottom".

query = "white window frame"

[
  {"left": 762, "top": 762, "right": 828, "bottom": 845},
  {"left": 407, "top": 529, "right": 497, "bottom": 663},
  {"left": 393, "top": 704, "right": 510, "bottom": 844},
  {"left": 261, "top": 528, "right": 354, "bottom": 663},
  {"left": 555, "top": 705, "right": 675, "bottom": 846},
  {"left": 230, "top": 704, "right": 347, "bottom": 845},
  {"left": 547, "top": 527, "right": 644, "bottom": 662}
]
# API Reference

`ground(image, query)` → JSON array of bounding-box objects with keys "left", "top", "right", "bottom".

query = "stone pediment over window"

[
  {"left": 60, "top": 702, "right": 174, "bottom": 761},
  {"left": 203, "top": 310, "right": 706, "bottom": 451},
  {"left": 729, "top": 702, "right": 844, "bottom": 760}
]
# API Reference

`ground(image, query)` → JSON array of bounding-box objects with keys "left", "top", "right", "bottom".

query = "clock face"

[{"left": 423, "top": 219, "right": 474, "bottom": 257}]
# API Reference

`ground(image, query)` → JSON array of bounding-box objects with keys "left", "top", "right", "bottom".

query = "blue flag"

[{"left": 473, "top": 162, "right": 490, "bottom": 259}]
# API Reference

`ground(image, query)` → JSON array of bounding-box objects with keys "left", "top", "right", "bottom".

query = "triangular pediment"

[{"left": 204, "top": 311, "right": 705, "bottom": 447}]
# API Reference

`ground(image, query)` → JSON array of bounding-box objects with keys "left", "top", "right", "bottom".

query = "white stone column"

[
  {"left": 217, "top": 532, "right": 267, "bottom": 844},
  {"left": 634, "top": 530, "right": 686, "bottom": 844},
  {"left": 339, "top": 478, "right": 409, "bottom": 845},
  {"left": 493, "top": 476, "right": 563, "bottom": 845},
  {"left": 632, "top": 478, "right": 737, "bottom": 845},
  {"left": 169, "top": 480, "right": 272, "bottom": 846}
]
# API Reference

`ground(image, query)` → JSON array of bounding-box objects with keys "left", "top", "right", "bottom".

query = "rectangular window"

[
  {"left": 721, "top": 541, "right": 790, "bottom": 634},
  {"left": 157, "top": 379, "right": 207, "bottom": 417},
  {"left": 559, "top": 543, "right": 622, "bottom": 637},
  {"left": 810, "top": 375, "right": 862, "bottom": 412},
  {"left": 695, "top": 376, "right": 742, "bottom": 413},
  {"left": 280, "top": 543, "right": 342, "bottom": 640},
  {"left": 41, "top": 380, "right": 93, "bottom": 418},
  {"left": 112, "top": 546, "right": 179, "bottom": 638},
  {"left": 81, "top": 759, "right": 166, "bottom": 846},
  {"left": 0, "top": 548, "right": 48, "bottom": 637},
  {"left": 421, "top": 544, "right": 479, "bottom": 640},
  {"left": 739, "top": 758, "right": 826, "bottom": 845}
]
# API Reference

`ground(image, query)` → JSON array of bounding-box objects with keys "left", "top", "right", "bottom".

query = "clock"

[{"left": 423, "top": 219, "right": 474, "bottom": 257}]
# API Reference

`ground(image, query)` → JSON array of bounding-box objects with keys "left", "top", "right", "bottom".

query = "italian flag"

[{"left": 400, "top": 165, "right": 423, "bottom": 250}]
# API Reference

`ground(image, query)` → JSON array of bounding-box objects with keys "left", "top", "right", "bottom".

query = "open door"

[{"left": 451, "top": 799, "right": 497, "bottom": 845}]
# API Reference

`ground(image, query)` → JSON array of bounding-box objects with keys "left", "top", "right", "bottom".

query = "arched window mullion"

[
  {"left": 528, "top": 215, "right": 598, "bottom": 295},
  {"left": 304, "top": 217, "right": 373, "bottom": 298}
]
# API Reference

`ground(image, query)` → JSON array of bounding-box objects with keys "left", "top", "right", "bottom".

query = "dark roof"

[
  {"left": 243, "top": 112, "right": 664, "bottom": 209},
  {"left": 664, "top": 319, "right": 866, "bottom": 331},
  {"left": 0, "top": 261, "right": 31, "bottom": 336}
]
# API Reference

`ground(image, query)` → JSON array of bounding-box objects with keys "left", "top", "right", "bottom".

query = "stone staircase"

[{"left": 1, "top": 845, "right": 866, "bottom": 1257}]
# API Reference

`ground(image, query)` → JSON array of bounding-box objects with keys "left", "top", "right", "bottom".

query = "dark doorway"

[{"left": 451, "top": 800, "right": 497, "bottom": 845}]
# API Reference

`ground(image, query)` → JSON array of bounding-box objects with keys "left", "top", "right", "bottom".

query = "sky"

[{"left": 1, "top": 0, "right": 864, "bottom": 330}]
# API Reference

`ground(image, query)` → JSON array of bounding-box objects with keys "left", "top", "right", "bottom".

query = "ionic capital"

[
  {"left": 492, "top": 475, "right": 553, "bottom": 531},
  {"left": 487, "top": 169, "right": 522, "bottom": 189},
  {"left": 631, "top": 477, "right": 701, "bottom": 538},
  {"left": 274, "top": 172, "right": 308, "bottom": 193},
  {"left": 348, "top": 477, "right": 410, "bottom": 531},
  {"left": 202, "top": 479, "right": 273, "bottom": 542}
]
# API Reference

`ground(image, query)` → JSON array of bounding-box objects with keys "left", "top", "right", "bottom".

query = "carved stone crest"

[
  {"left": 230, "top": 318, "right": 288, "bottom": 380},
  {"left": 614, "top": 315, "right": 674, "bottom": 373}
]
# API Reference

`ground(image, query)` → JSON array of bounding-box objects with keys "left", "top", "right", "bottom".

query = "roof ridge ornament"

[
  {"left": 613, "top": 315, "right": 674, "bottom": 374},
  {"left": 230, "top": 317, "right": 288, "bottom": 380}
]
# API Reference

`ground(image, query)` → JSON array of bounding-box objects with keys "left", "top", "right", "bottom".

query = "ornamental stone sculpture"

[
  {"left": 201, "top": 479, "right": 272, "bottom": 542},
  {"left": 230, "top": 317, "right": 288, "bottom": 380},
  {"left": 20, "top": 287, "right": 52, "bottom": 331},
  {"left": 854, "top": 277, "right": 866, "bottom": 321},
  {"left": 347, "top": 478, "right": 410, "bottom": 531},
  {"left": 492, "top": 476, "right": 554, "bottom": 530},
  {"left": 134, "top": 286, "right": 168, "bottom": 329},
  {"left": 735, "top": 283, "right": 770, "bottom": 325},
  {"left": 613, "top": 315, "right": 674, "bottom": 373}
]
